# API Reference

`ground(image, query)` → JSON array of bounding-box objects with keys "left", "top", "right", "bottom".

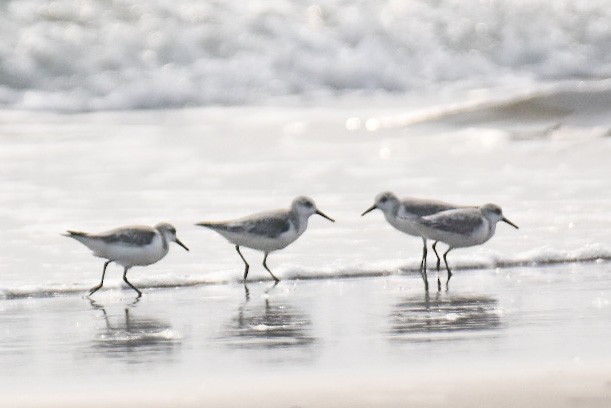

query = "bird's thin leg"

[
  {"left": 236, "top": 245, "right": 250, "bottom": 280},
  {"left": 420, "top": 238, "right": 429, "bottom": 292},
  {"left": 443, "top": 248, "right": 453, "bottom": 290},
  {"left": 419, "top": 241, "right": 425, "bottom": 276},
  {"left": 432, "top": 241, "right": 442, "bottom": 291},
  {"left": 122, "top": 267, "right": 142, "bottom": 298},
  {"left": 262, "top": 252, "right": 280, "bottom": 282},
  {"left": 243, "top": 282, "right": 250, "bottom": 302},
  {"left": 266, "top": 280, "right": 280, "bottom": 293},
  {"left": 88, "top": 260, "right": 112, "bottom": 296}
]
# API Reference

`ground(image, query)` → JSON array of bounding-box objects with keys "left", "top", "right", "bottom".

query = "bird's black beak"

[
  {"left": 361, "top": 204, "right": 377, "bottom": 217},
  {"left": 502, "top": 217, "right": 519, "bottom": 229},
  {"left": 315, "top": 210, "right": 335, "bottom": 222},
  {"left": 175, "top": 238, "right": 190, "bottom": 251}
]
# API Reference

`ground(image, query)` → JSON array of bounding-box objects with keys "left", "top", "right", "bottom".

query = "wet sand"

[{"left": 1, "top": 262, "right": 610, "bottom": 407}]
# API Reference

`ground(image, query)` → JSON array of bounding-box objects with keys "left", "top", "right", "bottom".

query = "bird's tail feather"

[
  {"left": 63, "top": 230, "right": 89, "bottom": 238},
  {"left": 195, "top": 222, "right": 218, "bottom": 228}
]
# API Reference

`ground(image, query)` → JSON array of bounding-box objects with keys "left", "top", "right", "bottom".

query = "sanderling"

[
  {"left": 361, "top": 191, "right": 463, "bottom": 291},
  {"left": 196, "top": 196, "right": 334, "bottom": 282},
  {"left": 419, "top": 203, "right": 518, "bottom": 289},
  {"left": 64, "top": 223, "right": 189, "bottom": 298}
]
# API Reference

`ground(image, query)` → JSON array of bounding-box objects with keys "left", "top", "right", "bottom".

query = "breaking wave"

[
  {"left": 1, "top": 244, "right": 609, "bottom": 300},
  {"left": 1, "top": 0, "right": 610, "bottom": 111}
]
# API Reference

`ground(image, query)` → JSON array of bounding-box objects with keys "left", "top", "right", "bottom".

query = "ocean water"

[{"left": 1, "top": 80, "right": 611, "bottom": 297}]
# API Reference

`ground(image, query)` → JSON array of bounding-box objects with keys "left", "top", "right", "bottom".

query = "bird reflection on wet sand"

[
  {"left": 388, "top": 293, "right": 502, "bottom": 342},
  {"left": 223, "top": 283, "right": 315, "bottom": 352},
  {"left": 87, "top": 299, "right": 181, "bottom": 364}
]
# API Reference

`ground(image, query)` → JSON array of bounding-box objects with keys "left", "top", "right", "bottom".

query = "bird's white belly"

[
  {"left": 220, "top": 229, "right": 299, "bottom": 252},
  {"left": 388, "top": 215, "right": 423, "bottom": 237},
  {"left": 94, "top": 238, "right": 167, "bottom": 267},
  {"left": 421, "top": 223, "right": 489, "bottom": 248}
]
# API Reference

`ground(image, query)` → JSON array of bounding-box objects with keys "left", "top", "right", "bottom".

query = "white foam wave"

[
  {"left": 1, "top": 0, "right": 610, "bottom": 111},
  {"left": 1, "top": 244, "right": 609, "bottom": 300}
]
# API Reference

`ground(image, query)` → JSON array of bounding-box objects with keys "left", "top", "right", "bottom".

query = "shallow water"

[{"left": 0, "top": 262, "right": 609, "bottom": 406}]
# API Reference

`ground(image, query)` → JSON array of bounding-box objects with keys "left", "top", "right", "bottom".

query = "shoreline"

[{"left": 1, "top": 255, "right": 609, "bottom": 301}]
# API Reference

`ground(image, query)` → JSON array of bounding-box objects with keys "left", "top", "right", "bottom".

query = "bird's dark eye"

[
  {"left": 380, "top": 197, "right": 388, "bottom": 203},
  {"left": 304, "top": 201, "right": 313, "bottom": 208},
  {"left": 495, "top": 208, "right": 501, "bottom": 215}
]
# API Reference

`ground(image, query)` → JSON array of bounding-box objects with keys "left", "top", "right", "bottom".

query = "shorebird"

[
  {"left": 361, "top": 192, "right": 462, "bottom": 291},
  {"left": 418, "top": 203, "right": 518, "bottom": 289},
  {"left": 64, "top": 223, "right": 189, "bottom": 298},
  {"left": 196, "top": 196, "right": 334, "bottom": 282}
]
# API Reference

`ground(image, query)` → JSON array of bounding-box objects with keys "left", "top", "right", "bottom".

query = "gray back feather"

[
  {"left": 99, "top": 228, "right": 157, "bottom": 246},
  {"left": 421, "top": 209, "right": 484, "bottom": 235},
  {"left": 401, "top": 198, "right": 460, "bottom": 217},
  {"left": 204, "top": 211, "right": 291, "bottom": 239}
]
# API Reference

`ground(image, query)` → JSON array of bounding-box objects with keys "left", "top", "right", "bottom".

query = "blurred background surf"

[{"left": 1, "top": 0, "right": 610, "bottom": 111}]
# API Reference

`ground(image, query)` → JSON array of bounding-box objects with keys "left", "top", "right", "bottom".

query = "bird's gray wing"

[
  {"left": 421, "top": 210, "right": 484, "bottom": 235},
  {"left": 208, "top": 211, "right": 291, "bottom": 239},
  {"left": 401, "top": 199, "right": 458, "bottom": 217},
  {"left": 242, "top": 216, "right": 291, "bottom": 238},
  {"left": 98, "top": 227, "right": 157, "bottom": 246}
]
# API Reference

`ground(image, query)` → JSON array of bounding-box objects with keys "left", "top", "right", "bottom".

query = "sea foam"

[
  {"left": 1, "top": 244, "right": 609, "bottom": 300},
  {"left": 1, "top": 0, "right": 610, "bottom": 111}
]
